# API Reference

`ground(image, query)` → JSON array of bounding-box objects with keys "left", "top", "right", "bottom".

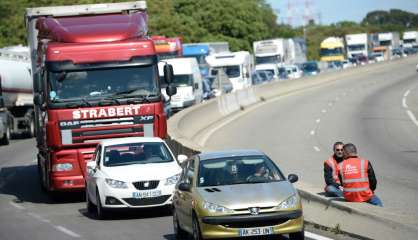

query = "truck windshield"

[
  {"left": 379, "top": 40, "right": 391, "bottom": 46},
  {"left": 320, "top": 48, "right": 344, "bottom": 56},
  {"left": 161, "top": 74, "right": 193, "bottom": 87},
  {"left": 49, "top": 65, "right": 159, "bottom": 101},
  {"left": 403, "top": 39, "right": 415, "bottom": 44},
  {"left": 213, "top": 66, "right": 240, "bottom": 78},
  {"left": 255, "top": 55, "right": 280, "bottom": 65},
  {"left": 348, "top": 44, "right": 365, "bottom": 51}
]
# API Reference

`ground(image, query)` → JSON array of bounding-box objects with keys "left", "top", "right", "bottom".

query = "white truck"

[
  {"left": 206, "top": 51, "right": 253, "bottom": 92},
  {"left": 253, "top": 39, "right": 288, "bottom": 66},
  {"left": 345, "top": 33, "right": 372, "bottom": 59},
  {"left": 378, "top": 32, "right": 401, "bottom": 50},
  {"left": 402, "top": 31, "right": 418, "bottom": 49},
  {"left": 0, "top": 46, "right": 34, "bottom": 144},
  {"left": 159, "top": 58, "right": 203, "bottom": 112},
  {"left": 286, "top": 38, "right": 307, "bottom": 65}
]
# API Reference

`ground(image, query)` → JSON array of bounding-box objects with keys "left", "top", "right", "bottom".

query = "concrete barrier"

[{"left": 167, "top": 56, "right": 418, "bottom": 239}]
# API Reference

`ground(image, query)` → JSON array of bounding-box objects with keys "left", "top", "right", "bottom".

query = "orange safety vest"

[
  {"left": 324, "top": 156, "right": 341, "bottom": 187},
  {"left": 339, "top": 157, "right": 373, "bottom": 202}
]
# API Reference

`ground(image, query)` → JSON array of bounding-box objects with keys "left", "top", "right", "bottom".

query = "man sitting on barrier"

[
  {"left": 338, "top": 143, "right": 383, "bottom": 207},
  {"left": 323, "top": 141, "right": 344, "bottom": 197}
]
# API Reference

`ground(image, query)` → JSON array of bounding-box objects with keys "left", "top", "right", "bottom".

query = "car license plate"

[
  {"left": 132, "top": 190, "right": 162, "bottom": 199},
  {"left": 238, "top": 226, "right": 274, "bottom": 237}
]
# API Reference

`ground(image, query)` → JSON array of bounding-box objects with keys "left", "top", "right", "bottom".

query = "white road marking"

[
  {"left": 402, "top": 97, "right": 408, "bottom": 108},
  {"left": 305, "top": 231, "right": 334, "bottom": 240},
  {"left": 316, "top": 119, "right": 320, "bottom": 123},
  {"left": 27, "top": 212, "right": 50, "bottom": 223},
  {"left": 407, "top": 110, "right": 418, "bottom": 127},
  {"left": 404, "top": 90, "right": 410, "bottom": 97},
  {"left": 328, "top": 102, "right": 333, "bottom": 107},
  {"left": 313, "top": 146, "right": 321, "bottom": 152},
  {"left": 321, "top": 109, "right": 327, "bottom": 113},
  {"left": 310, "top": 130, "right": 315, "bottom": 135},
  {"left": 9, "top": 201, "right": 25, "bottom": 210},
  {"left": 54, "top": 226, "right": 81, "bottom": 238},
  {"left": 335, "top": 97, "right": 339, "bottom": 101}
]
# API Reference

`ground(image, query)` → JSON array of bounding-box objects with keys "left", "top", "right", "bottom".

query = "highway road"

[
  {"left": 0, "top": 124, "right": 359, "bottom": 236},
  {"left": 205, "top": 56, "right": 418, "bottom": 220}
]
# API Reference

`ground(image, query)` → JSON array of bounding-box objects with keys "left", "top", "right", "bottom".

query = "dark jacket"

[
  {"left": 337, "top": 158, "right": 377, "bottom": 191},
  {"left": 324, "top": 155, "right": 343, "bottom": 188}
]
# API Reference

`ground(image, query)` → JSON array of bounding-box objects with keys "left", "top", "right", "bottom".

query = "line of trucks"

[{"left": 319, "top": 31, "right": 418, "bottom": 67}]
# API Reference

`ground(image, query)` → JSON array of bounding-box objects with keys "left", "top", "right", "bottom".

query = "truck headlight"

[
  {"left": 165, "top": 174, "right": 180, "bottom": 185},
  {"left": 203, "top": 201, "right": 233, "bottom": 214},
  {"left": 52, "top": 163, "right": 73, "bottom": 172},
  {"left": 105, "top": 178, "right": 128, "bottom": 189},
  {"left": 278, "top": 195, "right": 298, "bottom": 210}
]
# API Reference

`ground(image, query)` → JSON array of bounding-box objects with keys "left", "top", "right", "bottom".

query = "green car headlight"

[
  {"left": 278, "top": 195, "right": 298, "bottom": 210},
  {"left": 203, "top": 201, "right": 233, "bottom": 214}
]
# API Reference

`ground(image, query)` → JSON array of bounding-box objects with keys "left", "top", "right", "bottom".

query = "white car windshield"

[{"left": 103, "top": 142, "right": 174, "bottom": 167}]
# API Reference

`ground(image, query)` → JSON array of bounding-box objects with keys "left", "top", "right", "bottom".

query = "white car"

[{"left": 85, "top": 137, "right": 186, "bottom": 219}]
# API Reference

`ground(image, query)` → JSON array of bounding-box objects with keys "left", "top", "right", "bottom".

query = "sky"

[{"left": 266, "top": 0, "right": 418, "bottom": 26}]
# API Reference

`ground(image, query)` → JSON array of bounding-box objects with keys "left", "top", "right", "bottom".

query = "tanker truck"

[
  {"left": 25, "top": 1, "right": 176, "bottom": 192},
  {"left": 0, "top": 45, "right": 35, "bottom": 145}
]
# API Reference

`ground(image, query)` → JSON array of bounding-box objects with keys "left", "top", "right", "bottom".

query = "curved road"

[{"left": 205, "top": 56, "right": 418, "bottom": 219}]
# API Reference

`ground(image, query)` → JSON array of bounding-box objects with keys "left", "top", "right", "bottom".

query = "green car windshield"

[{"left": 198, "top": 156, "right": 284, "bottom": 187}]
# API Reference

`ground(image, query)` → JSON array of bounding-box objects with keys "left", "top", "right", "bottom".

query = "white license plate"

[
  {"left": 132, "top": 190, "right": 162, "bottom": 199},
  {"left": 238, "top": 226, "right": 274, "bottom": 237}
]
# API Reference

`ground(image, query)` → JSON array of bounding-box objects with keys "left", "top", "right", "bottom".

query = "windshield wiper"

[{"left": 102, "top": 96, "right": 121, "bottom": 105}]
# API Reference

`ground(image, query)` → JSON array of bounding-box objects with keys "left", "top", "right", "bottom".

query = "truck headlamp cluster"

[{"left": 52, "top": 163, "right": 73, "bottom": 172}]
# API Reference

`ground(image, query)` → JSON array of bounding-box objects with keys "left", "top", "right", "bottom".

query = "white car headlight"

[
  {"left": 165, "top": 174, "right": 180, "bottom": 185},
  {"left": 105, "top": 178, "right": 128, "bottom": 189},
  {"left": 52, "top": 163, "right": 73, "bottom": 172},
  {"left": 203, "top": 201, "right": 233, "bottom": 214},
  {"left": 278, "top": 195, "right": 298, "bottom": 210}
]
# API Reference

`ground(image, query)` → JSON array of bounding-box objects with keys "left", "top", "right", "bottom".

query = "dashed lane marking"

[
  {"left": 306, "top": 231, "right": 334, "bottom": 240},
  {"left": 404, "top": 90, "right": 410, "bottom": 97},
  {"left": 313, "top": 146, "right": 321, "bottom": 152},
  {"left": 27, "top": 212, "right": 51, "bottom": 223},
  {"left": 316, "top": 119, "right": 320, "bottom": 123},
  {"left": 9, "top": 201, "right": 25, "bottom": 210},
  {"left": 402, "top": 97, "right": 408, "bottom": 108},
  {"left": 310, "top": 130, "right": 315, "bottom": 136},
  {"left": 321, "top": 109, "right": 327, "bottom": 113},
  {"left": 54, "top": 226, "right": 81, "bottom": 238},
  {"left": 407, "top": 110, "right": 418, "bottom": 127}
]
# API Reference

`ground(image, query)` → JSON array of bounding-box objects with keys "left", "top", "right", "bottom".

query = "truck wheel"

[
  {"left": 24, "top": 111, "right": 35, "bottom": 138},
  {"left": 289, "top": 230, "right": 305, "bottom": 240},
  {"left": 0, "top": 126, "right": 10, "bottom": 145}
]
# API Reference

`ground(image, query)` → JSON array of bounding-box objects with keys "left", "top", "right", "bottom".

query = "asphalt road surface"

[
  {"left": 0, "top": 93, "right": 377, "bottom": 238},
  {"left": 206, "top": 56, "right": 418, "bottom": 220}
]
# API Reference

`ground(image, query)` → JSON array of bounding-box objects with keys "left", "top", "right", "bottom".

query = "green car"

[{"left": 172, "top": 150, "right": 304, "bottom": 240}]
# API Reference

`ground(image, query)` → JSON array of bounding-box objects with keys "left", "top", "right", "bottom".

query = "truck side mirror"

[
  {"left": 0, "top": 97, "right": 4, "bottom": 108},
  {"left": 164, "top": 64, "right": 174, "bottom": 84},
  {"left": 34, "top": 93, "right": 44, "bottom": 106},
  {"left": 166, "top": 85, "right": 177, "bottom": 97},
  {"left": 194, "top": 82, "right": 199, "bottom": 90}
]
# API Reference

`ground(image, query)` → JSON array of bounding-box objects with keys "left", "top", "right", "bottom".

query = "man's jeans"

[
  {"left": 325, "top": 185, "right": 343, "bottom": 197},
  {"left": 367, "top": 195, "right": 383, "bottom": 207}
]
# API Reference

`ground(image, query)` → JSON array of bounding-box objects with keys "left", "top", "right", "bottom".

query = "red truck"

[
  {"left": 151, "top": 35, "right": 183, "bottom": 60},
  {"left": 25, "top": 1, "right": 176, "bottom": 192}
]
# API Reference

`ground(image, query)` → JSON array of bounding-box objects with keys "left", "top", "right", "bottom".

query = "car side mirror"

[
  {"left": 178, "top": 182, "right": 191, "bottom": 192},
  {"left": 177, "top": 154, "right": 188, "bottom": 164},
  {"left": 166, "top": 85, "right": 177, "bottom": 97},
  {"left": 34, "top": 93, "right": 44, "bottom": 106},
  {"left": 288, "top": 174, "right": 298, "bottom": 183},
  {"left": 164, "top": 64, "right": 174, "bottom": 84},
  {"left": 86, "top": 160, "right": 97, "bottom": 174}
]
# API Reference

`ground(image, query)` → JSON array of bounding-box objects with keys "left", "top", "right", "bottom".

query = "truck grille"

[
  {"left": 123, "top": 195, "right": 171, "bottom": 206},
  {"left": 59, "top": 116, "right": 155, "bottom": 144},
  {"left": 132, "top": 180, "right": 159, "bottom": 190}
]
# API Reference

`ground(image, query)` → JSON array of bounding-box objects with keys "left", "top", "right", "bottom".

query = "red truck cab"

[{"left": 26, "top": 2, "right": 176, "bottom": 192}]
